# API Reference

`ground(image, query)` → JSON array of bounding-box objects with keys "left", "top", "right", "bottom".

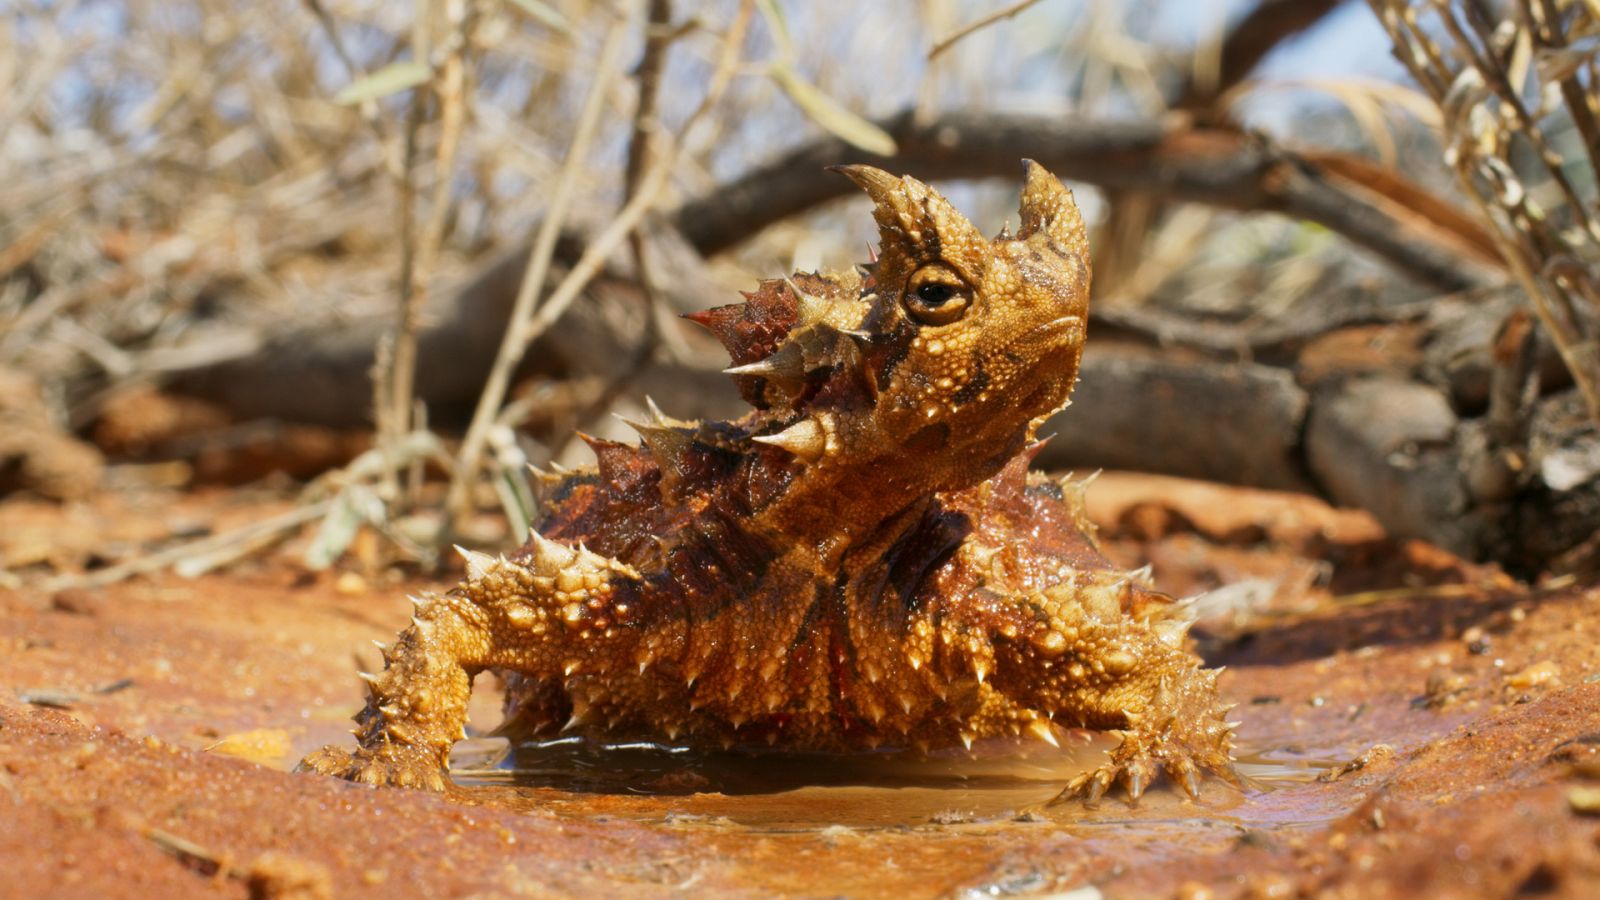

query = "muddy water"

[{"left": 448, "top": 734, "right": 1335, "bottom": 832}]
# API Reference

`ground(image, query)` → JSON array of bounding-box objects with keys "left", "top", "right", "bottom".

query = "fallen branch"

[{"left": 670, "top": 111, "right": 1502, "bottom": 292}]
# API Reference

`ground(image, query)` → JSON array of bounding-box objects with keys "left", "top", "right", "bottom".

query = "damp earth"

[{"left": 3, "top": 472, "right": 1600, "bottom": 897}]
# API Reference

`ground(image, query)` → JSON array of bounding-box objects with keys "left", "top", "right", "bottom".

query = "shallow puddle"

[{"left": 448, "top": 734, "right": 1334, "bottom": 832}]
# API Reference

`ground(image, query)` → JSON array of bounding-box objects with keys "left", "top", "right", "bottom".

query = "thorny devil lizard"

[{"left": 300, "top": 162, "right": 1241, "bottom": 805}]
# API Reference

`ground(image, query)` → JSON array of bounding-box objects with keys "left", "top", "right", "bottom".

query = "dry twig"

[
  {"left": 385, "top": 0, "right": 482, "bottom": 504},
  {"left": 927, "top": 0, "right": 1052, "bottom": 61},
  {"left": 442, "top": 7, "right": 638, "bottom": 528},
  {"left": 445, "top": 0, "right": 752, "bottom": 529},
  {"left": 554, "top": 0, "right": 756, "bottom": 456}
]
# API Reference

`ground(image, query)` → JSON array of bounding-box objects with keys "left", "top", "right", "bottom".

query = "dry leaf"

[
  {"left": 335, "top": 62, "right": 432, "bottom": 106},
  {"left": 503, "top": 0, "right": 577, "bottom": 37},
  {"left": 768, "top": 63, "right": 896, "bottom": 157}
]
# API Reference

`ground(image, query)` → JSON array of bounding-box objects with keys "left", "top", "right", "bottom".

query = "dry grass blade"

[
  {"left": 43, "top": 501, "right": 334, "bottom": 592},
  {"left": 504, "top": 0, "right": 578, "bottom": 37},
  {"left": 768, "top": 63, "right": 897, "bottom": 157},
  {"left": 446, "top": 0, "right": 753, "bottom": 532},
  {"left": 756, "top": 0, "right": 895, "bottom": 158},
  {"left": 442, "top": 8, "right": 636, "bottom": 528},
  {"left": 334, "top": 62, "right": 434, "bottom": 105}
]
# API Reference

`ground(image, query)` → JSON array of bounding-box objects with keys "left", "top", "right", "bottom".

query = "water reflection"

[{"left": 447, "top": 734, "right": 1331, "bottom": 830}]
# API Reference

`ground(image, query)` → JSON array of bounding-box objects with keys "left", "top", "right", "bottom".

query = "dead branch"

[
  {"left": 1097, "top": 0, "right": 1347, "bottom": 297},
  {"left": 1040, "top": 285, "right": 1598, "bottom": 574},
  {"left": 1174, "top": 0, "right": 1349, "bottom": 115},
  {"left": 168, "top": 227, "right": 737, "bottom": 429},
  {"left": 668, "top": 112, "right": 1501, "bottom": 292}
]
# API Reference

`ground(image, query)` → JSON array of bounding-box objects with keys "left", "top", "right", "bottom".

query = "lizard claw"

[
  {"left": 1048, "top": 739, "right": 1233, "bottom": 807},
  {"left": 297, "top": 743, "right": 450, "bottom": 791},
  {"left": 1167, "top": 754, "right": 1202, "bottom": 800},
  {"left": 1122, "top": 757, "right": 1155, "bottom": 801},
  {"left": 1052, "top": 764, "right": 1114, "bottom": 807}
]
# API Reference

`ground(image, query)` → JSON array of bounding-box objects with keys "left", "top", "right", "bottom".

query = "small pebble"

[
  {"left": 50, "top": 589, "right": 103, "bottom": 616},
  {"left": 1505, "top": 661, "right": 1560, "bottom": 690},
  {"left": 335, "top": 571, "right": 369, "bottom": 595},
  {"left": 1568, "top": 786, "right": 1600, "bottom": 817}
]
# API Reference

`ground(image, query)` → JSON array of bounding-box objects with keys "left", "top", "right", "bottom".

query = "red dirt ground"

[{"left": 3, "top": 474, "right": 1599, "bottom": 898}]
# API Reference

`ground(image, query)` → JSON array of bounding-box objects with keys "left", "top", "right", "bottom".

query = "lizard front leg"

[
  {"left": 990, "top": 580, "right": 1240, "bottom": 805},
  {"left": 297, "top": 534, "right": 644, "bottom": 789},
  {"left": 1045, "top": 641, "right": 1239, "bottom": 806}
]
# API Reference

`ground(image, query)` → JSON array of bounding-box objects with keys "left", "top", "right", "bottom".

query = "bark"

[{"left": 170, "top": 228, "right": 740, "bottom": 429}]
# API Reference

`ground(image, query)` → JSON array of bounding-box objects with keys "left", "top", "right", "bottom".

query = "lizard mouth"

[{"left": 1015, "top": 315, "right": 1085, "bottom": 357}]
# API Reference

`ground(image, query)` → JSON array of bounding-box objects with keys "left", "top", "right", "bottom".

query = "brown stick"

[
  {"left": 1174, "top": 0, "right": 1348, "bottom": 114},
  {"left": 670, "top": 113, "right": 1500, "bottom": 291},
  {"left": 927, "top": 0, "right": 1051, "bottom": 61}
]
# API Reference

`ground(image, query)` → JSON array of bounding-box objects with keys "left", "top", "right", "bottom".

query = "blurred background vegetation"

[{"left": 2, "top": 0, "right": 1598, "bottom": 582}]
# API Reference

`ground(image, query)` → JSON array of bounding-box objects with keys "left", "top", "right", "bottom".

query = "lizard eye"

[{"left": 903, "top": 267, "right": 971, "bottom": 326}]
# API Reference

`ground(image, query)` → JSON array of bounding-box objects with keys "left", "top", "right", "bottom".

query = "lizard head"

[
  {"left": 691, "top": 162, "right": 1091, "bottom": 498},
  {"left": 838, "top": 161, "right": 1092, "bottom": 489}
]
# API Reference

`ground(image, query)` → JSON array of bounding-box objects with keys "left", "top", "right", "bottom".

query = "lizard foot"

[
  {"left": 296, "top": 743, "right": 449, "bottom": 791},
  {"left": 1048, "top": 729, "right": 1239, "bottom": 806}
]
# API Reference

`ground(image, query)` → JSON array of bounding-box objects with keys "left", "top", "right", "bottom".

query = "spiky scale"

[
  {"left": 645, "top": 395, "right": 668, "bottom": 423},
  {"left": 724, "top": 358, "right": 787, "bottom": 378},
  {"left": 456, "top": 545, "right": 495, "bottom": 581},
  {"left": 1028, "top": 719, "right": 1060, "bottom": 748},
  {"left": 752, "top": 417, "right": 826, "bottom": 461}
]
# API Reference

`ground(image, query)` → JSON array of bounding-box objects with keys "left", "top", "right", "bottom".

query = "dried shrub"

[{"left": 1371, "top": 0, "right": 1600, "bottom": 419}]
